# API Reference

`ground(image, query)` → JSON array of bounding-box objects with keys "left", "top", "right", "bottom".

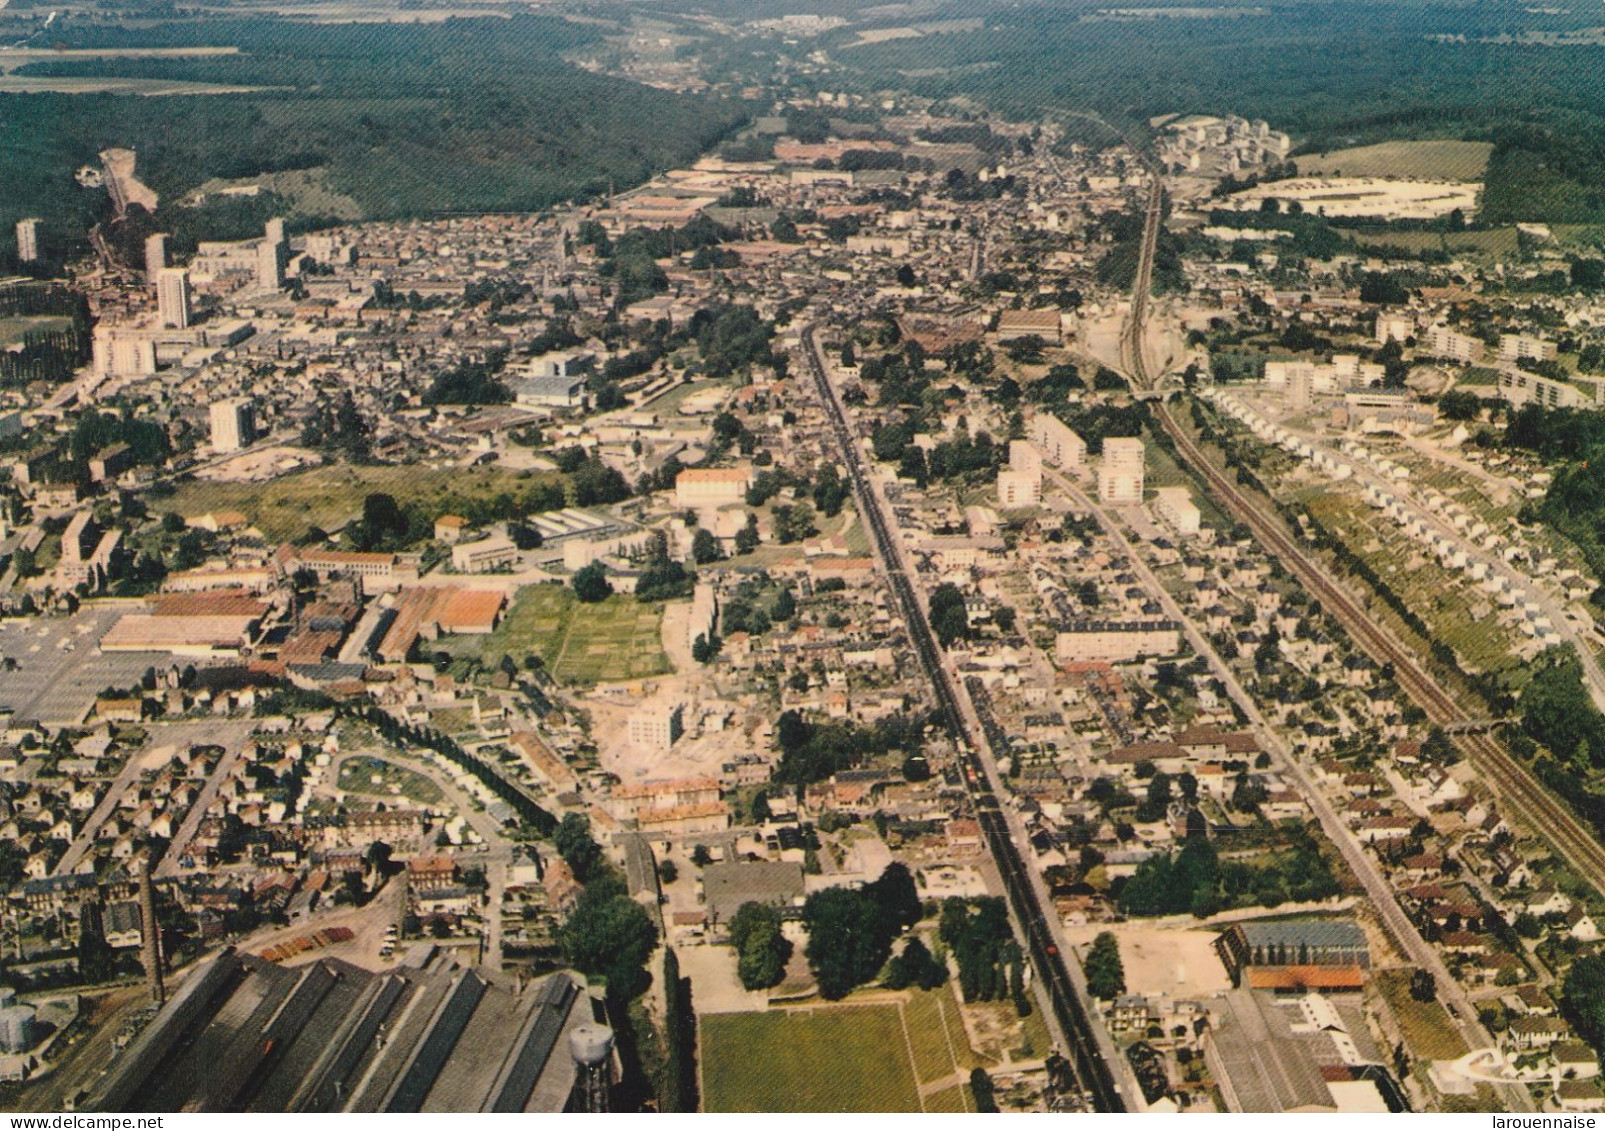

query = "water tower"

[{"left": 569, "top": 1022, "right": 614, "bottom": 1113}]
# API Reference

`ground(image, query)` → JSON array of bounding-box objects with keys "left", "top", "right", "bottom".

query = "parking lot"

[{"left": 0, "top": 608, "right": 167, "bottom": 726}]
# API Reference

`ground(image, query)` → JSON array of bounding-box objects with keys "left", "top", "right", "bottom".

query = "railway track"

[
  {"left": 1119, "top": 177, "right": 1165, "bottom": 382},
  {"left": 799, "top": 323, "right": 1127, "bottom": 1112},
  {"left": 1102, "top": 133, "right": 1605, "bottom": 897},
  {"left": 1155, "top": 405, "right": 1605, "bottom": 894}
]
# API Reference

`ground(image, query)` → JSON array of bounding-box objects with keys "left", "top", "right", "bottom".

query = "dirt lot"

[{"left": 1061, "top": 924, "right": 1232, "bottom": 996}]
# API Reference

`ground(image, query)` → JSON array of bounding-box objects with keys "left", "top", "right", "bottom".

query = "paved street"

[{"left": 1040, "top": 462, "right": 1532, "bottom": 1113}]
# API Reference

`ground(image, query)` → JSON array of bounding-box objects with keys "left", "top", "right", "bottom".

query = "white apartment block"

[
  {"left": 451, "top": 534, "right": 518, "bottom": 573},
  {"left": 1498, "top": 368, "right": 1605, "bottom": 410},
  {"left": 1331, "top": 355, "right": 1386, "bottom": 385},
  {"left": 256, "top": 238, "right": 285, "bottom": 292},
  {"left": 997, "top": 467, "right": 1042, "bottom": 508},
  {"left": 1499, "top": 334, "right": 1557, "bottom": 363},
  {"left": 1265, "top": 360, "right": 1340, "bottom": 396},
  {"left": 157, "top": 267, "right": 193, "bottom": 330},
  {"left": 1055, "top": 619, "right": 1181, "bottom": 665},
  {"left": 1286, "top": 365, "right": 1313, "bottom": 409},
  {"left": 1098, "top": 437, "right": 1145, "bottom": 505},
  {"left": 1028, "top": 413, "right": 1087, "bottom": 472},
  {"left": 688, "top": 582, "right": 717, "bottom": 650},
  {"left": 144, "top": 233, "right": 167, "bottom": 282},
  {"left": 209, "top": 397, "right": 255, "bottom": 453},
  {"left": 1427, "top": 325, "right": 1483, "bottom": 364},
  {"left": 675, "top": 467, "right": 752, "bottom": 508},
  {"left": 627, "top": 701, "right": 685, "bottom": 752},
  {"left": 15, "top": 218, "right": 39, "bottom": 263},
  {"left": 1009, "top": 439, "right": 1042, "bottom": 472},
  {"left": 1375, "top": 313, "right": 1415, "bottom": 345},
  {"left": 1153, "top": 486, "right": 1202, "bottom": 536}
]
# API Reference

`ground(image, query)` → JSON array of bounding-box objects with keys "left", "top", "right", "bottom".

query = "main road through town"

[{"left": 801, "top": 320, "right": 1134, "bottom": 1112}]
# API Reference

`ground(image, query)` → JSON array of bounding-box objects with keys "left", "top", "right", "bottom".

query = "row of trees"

[
  {"left": 802, "top": 863, "right": 923, "bottom": 999},
  {"left": 1116, "top": 829, "right": 1339, "bottom": 918},
  {"left": 772, "top": 710, "right": 925, "bottom": 786},
  {"left": 938, "top": 897, "right": 1029, "bottom": 1014},
  {"left": 554, "top": 814, "right": 659, "bottom": 1003},
  {"left": 0, "top": 284, "right": 90, "bottom": 390}
]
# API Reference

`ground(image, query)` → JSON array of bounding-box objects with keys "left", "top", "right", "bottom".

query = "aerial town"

[{"left": 9, "top": 3, "right": 1605, "bottom": 1118}]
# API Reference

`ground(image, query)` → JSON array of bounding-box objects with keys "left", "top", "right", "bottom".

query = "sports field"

[
  {"left": 443, "top": 583, "right": 669, "bottom": 685},
  {"left": 700, "top": 987, "right": 992, "bottom": 1113},
  {"left": 1299, "top": 139, "right": 1492, "bottom": 182},
  {"left": 700, "top": 1005, "right": 924, "bottom": 1112}
]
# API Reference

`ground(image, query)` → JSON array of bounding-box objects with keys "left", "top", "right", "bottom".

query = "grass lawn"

[
  {"left": 639, "top": 373, "right": 734, "bottom": 415},
  {"left": 336, "top": 754, "right": 443, "bottom": 805},
  {"left": 190, "top": 166, "right": 363, "bottom": 220},
  {"left": 1444, "top": 228, "right": 1522, "bottom": 257},
  {"left": 1376, "top": 969, "right": 1469, "bottom": 1061},
  {"left": 554, "top": 596, "right": 670, "bottom": 683},
  {"left": 1341, "top": 229, "right": 1444, "bottom": 255},
  {"left": 1017, "top": 1000, "right": 1053, "bottom": 1060},
  {"left": 442, "top": 583, "right": 668, "bottom": 685},
  {"left": 925, "top": 1084, "right": 973, "bottom": 1112},
  {"left": 725, "top": 504, "right": 861, "bottom": 569},
  {"left": 0, "top": 314, "right": 70, "bottom": 346},
  {"left": 841, "top": 509, "right": 872, "bottom": 555},
  {"left": 1553, "top": 224, "right": 1605, "bottom": 249},
  {"left": 160, "top": 462, "right": 565, "bottom": 542},
  {"left": 700, "top": 1005, "right": 923, "bottom": 1112},
  {"left": 1300, "top": 490, "right": 1520, "bottom": 679},
  {"left": 1299, "top": 139, "right": 1492, "bottom": 182},
  {"left": 1143, "top": 435, "right": 1233, "bottom": 530},
  {"left": 903, "top": 987, "right": 976, "bottom": 1085}
]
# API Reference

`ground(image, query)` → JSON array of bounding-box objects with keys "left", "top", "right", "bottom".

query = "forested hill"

[
  {"left": 830, "top": 0, "right": 1605, "bottom": 224},
  {"left": 0, "top": 14, "right": 749, "bottom": 259}
]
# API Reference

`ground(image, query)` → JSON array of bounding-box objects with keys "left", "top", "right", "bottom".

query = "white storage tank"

[{"left": 0, "top": 1002, "right": 35, "bottom": 1054}]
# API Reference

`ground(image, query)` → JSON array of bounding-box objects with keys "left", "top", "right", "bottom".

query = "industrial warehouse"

[{"left": 89, "top": 946, "right": 614, "bottom": 1113}]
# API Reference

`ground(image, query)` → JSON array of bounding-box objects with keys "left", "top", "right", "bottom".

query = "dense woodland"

[
  {"left": 836, "top": 0, "right": 1605, "bottom": 225},
  {"left": 0, "top": 15, "right": 748, "bottom": 258}
]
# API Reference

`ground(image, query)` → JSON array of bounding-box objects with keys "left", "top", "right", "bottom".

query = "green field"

[
  {"left": 443, "top": 583, "right": 669, "bottom": 685},
  {"left": 1299, "top": 140, "right": 1493, "bottom": 182},
  {"left": 1445, "top": 228, "right": 1522, "bottom": 256},
  {"left": 1376, "top": 969, "right": 1469, "bottom": 1061},
  {"left": 0, "top": 315, "right": 70, "bottom": 346},
  {"left": 1338, "top": 227, "right": 1521, "bottom": 259},
  {"left": 725, "top": 504, "right": 864, "bottom": 568},
  {"left": 336, "top": 754, "right": 443, "bottom": 805},
  {"left": 903, "top": 987, "right": 981, "bottom": 1084},
  {"left": 161, "top": 463, "right": 565, "bottom": 542},
  {"left": 701, "top": 1006, "right": 923, "bottom": 1112},
  {"left": 188, "top": 168, "right": 364, "bottom": 221},
  {"left": 925, "top": 1084, "right": 973, "bottom": 1112},
  {"left": 1301, "top": 490, "right": 1520, "bottom": 679}
]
